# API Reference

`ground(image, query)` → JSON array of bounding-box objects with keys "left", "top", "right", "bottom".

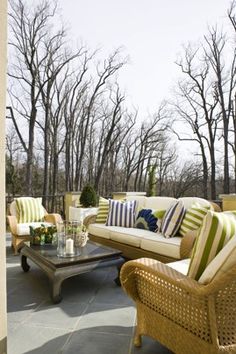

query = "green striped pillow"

[
  {"left": 179, "top": 206, "right": 209, "bottom": 237},
  {"left": 16, "top": 197, "right": 45, "bottom": 223},
  {"left": 95, "top": 197, "right": 109, "bottom": 224},
  {"left": 188, "top": 210, "right": 236, "bottom": 280}
]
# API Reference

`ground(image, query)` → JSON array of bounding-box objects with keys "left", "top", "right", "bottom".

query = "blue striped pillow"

[
  {"left": 161, "top": 200, "right": 185, "bottom": 238},
  {"left": 106, "top": 200, "right": 137, "bottom": 227}
]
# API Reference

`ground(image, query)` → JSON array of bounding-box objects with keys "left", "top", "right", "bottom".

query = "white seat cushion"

[
  {"left": 88, "top": 223, "right": 111, "bottom": 239},
  {"left": 17, "top": 222, "right": 53, "bottom": 236},
  {"left": 109, "top": 227, "right": 154, "bottom": 247},
  {"left": 167, "top": 258, "right": 190, "bottom": 275},
  {"left": 141, "top": 232, "right": 182, "bottom": 259}
]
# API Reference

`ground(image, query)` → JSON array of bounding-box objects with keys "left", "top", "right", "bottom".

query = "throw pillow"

[
  {"left": 198, "top": 235, "right": 236, "bottom": 284},
  {"left": 187, "top": 210, "right": 236, "bottom": 281},
  {"left": 95, "top": 197, "right": 109, "bottom": 224},
  {"left": 16, "top": 197, "right": 45, "bottom": 223},
  {"left": 135, "top": 209, "right": 158, "bottom": 232},
  {"left": 161, "top": 200, "right": 185, "bottom": 238},
  {"left": 153, "top": 209, "right": 166, "bottom": 231},
  {"left": 106, "top": 200, "right": 137, "bottom": 228},
  {"left": 179, "top": 205, "right": 209, "bottom": 237}
]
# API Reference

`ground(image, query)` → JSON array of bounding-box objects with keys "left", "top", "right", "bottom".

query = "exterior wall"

[{"left": 0, "top": 0, "right": 7, "bottom": 353}]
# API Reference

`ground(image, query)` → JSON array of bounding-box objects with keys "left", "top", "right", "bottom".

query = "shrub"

[{"left": 80, "top": 184, "right": 97, "bottom": 207}]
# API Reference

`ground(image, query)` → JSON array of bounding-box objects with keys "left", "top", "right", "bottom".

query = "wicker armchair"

[
  {"left": 120, "top": 257, "right": 236, "bottom": 354},
  {"left": 7, "top": 200, "right": 62, "bottom": 254}
]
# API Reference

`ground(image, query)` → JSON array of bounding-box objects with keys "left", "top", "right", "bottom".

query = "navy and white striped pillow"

[
  {"left": 161, "top": 200, "right": 185, "bottom": 238},
  {"left": 106, "top": 200, "right": 137, "bottom": 227}
]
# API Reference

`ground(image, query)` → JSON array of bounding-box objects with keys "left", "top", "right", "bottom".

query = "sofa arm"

[
  {"left": 83, "top": 214, "right": 97, "bottom": 228},
  {"left": 180, "top": 230, "right": 198, "bottom": 259},
  {"left": 44, "top": 213, "right": 62, "bottom": 225},
  {"left": 7, "top": 215, "right": 18, "bottom": 235}
]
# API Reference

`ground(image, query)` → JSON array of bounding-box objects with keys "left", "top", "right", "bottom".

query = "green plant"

[
  {"left": 29, "top": 224, "right": 57, "bottom": 245},
  {"left": 80, "top": 184, "right": 97, "bottom": 208}
]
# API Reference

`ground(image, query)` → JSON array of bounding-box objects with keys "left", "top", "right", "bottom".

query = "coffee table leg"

[
  {"left": 21, "top": 255, "right": 30, "bottom": 272},
  {"left": 50, "top": 276, "right": 63, "bottom": 304}
]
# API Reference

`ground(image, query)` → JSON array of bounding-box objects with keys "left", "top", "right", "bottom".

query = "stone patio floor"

[{"left": 6, "top": 234, "right": 172, "bottom": 354}]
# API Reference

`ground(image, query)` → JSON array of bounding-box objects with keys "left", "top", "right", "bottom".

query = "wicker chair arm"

[
  {"left": 44, "top": 213, "right": 62, "bottom": 225},
  {"left": 7, "top": 215, "right": 18, "bottom": 235},
  {"left": 121, "top": 258, "right": 208, "bottom": 299},
  {"left": 83, "top": 214, "right": 97, "bottom": 228},
  {"left": 180, "top": 230, "right": 198, "bottom": 259}
]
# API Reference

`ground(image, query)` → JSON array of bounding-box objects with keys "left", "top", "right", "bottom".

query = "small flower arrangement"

[{"left": 29, "top": 224, "right": 57, "bottom": 245}]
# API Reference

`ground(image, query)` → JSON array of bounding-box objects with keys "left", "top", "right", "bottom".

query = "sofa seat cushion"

[
  {"left": 141, "top": 233, "right": 182, "bottom": 259},
  {"left": 167, "top": 258, "right": 190, "bottom": 275},
  {"left": 17, "top": 222, "right": 53, "bottom": 236},
  {"left": 88, "top": 223, "right": 111, "bottom": 239},
  {"left": 109, "top": 227, "right": 154, "bottom": 247}
]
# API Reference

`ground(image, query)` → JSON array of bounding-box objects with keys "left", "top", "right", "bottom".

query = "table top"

[{"left": 21, "top": 241, "right": 122, "bottom": 268}]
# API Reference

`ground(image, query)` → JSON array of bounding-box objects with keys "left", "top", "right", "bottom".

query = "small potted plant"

[
  {"left": 79, "top": 184, "right": 97, "bottom": 208},
  {"left": 30, "top": 224, "right": 57, "bottom": 245}
]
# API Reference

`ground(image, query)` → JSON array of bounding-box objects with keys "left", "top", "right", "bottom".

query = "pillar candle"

[{"left": 66, "top": 238, "right": 74, "bottom": 254}]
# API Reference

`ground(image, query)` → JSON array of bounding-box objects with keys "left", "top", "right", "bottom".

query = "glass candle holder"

[{"left": 56, "top": 221, "right": 82, "bottom": 257}]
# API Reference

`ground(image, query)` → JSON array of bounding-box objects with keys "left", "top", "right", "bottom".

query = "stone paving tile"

[
  {"left": 28, "top": 300, "right": 88, "bottom": 329},
  {"left": 8, "top": 323, "right": 71, "bottom": 354},
  {"left": 61, "top": 329, "right": 131, "bottom": 354},
  {"left": 75, "top": 302, "right": 136, "bottom": 335}
]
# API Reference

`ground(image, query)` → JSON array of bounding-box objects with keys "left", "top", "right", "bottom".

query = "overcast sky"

[{"left": 60, "top": 0, "right": 230, "bottom": 116}]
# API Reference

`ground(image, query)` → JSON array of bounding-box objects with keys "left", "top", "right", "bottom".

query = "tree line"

[{"left": 6, "top": 0, "right": 236, "bottom": 210}]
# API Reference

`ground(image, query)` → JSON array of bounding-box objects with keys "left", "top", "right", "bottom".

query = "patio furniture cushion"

[
  {"left": 144, "top": 196, "right": 176, "bottom": 210},
  {"left": 140, "top": 233, "right": 182, "bottom": 259},
  {"left": 95, "top": 197, "right": 109, "bottom": 224},
  {"left": 16, "top": 222, "right": 53, "bottom": 236},
  {"left": 199, "top": 235, "right": 236, "bottom": 284},
  {"left": 161, "top": 200, "right": 185, "bottom": 238},
  {"left": 135, "top": 209, "right": 158, "bottom": 232},
  {"left": 188, "top": 210, "right": 236, "bottom": 280},
  {"left": 87, "top": 223, "right": 111, "bottom": 239},
  {"left": 106, "top": 200, "right": 137, "bottom": 228},
  {"left": 16, "top": 197, "right": 45, "bottom": 223},
  {"left": 167, "top": 258, "right": 190, "bottom": 275},
  {"left": 179, "top": 205, "right": 209, "bottom": 237}
]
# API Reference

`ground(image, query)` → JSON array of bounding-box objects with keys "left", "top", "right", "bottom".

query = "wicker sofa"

[{"left": 85, "top": 196, "right": 218, "bottom": 263}]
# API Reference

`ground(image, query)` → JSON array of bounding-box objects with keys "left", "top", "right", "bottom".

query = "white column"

[{"left": 0, "top": 0, "right": 7, "bottom": 353}]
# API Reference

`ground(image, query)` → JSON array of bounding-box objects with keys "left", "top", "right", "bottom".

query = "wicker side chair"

[
  {"left": 120, "top": 257, "right": 236, "bottom": 354},
  {"left": 7, "top": 200, "right": 62, "bottom": 254}
]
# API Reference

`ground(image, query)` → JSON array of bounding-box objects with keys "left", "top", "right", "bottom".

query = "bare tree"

[
  {"left": 173, "top": 44, "right": 219, "bottom": 199},
  {"left": 8, "top": 0, "right": 59, "bottom": 194}
]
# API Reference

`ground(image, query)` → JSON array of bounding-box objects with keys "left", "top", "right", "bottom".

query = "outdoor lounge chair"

[
  {"left": 7, "top": 198, "right": 62, "bottom": 254},
  {"left": 120, "top": 257, "right": 236, "bottom": 354}
]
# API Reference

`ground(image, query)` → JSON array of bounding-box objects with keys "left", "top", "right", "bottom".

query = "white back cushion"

[
  {"left": 145, "top": 197, "right": 177, "bottom": 210},
  {"left": 125, "top": 196, "right": 146, "bottom": 210},
  {"left": 178, "top": 197, "right": 211, "bottom": 209}
]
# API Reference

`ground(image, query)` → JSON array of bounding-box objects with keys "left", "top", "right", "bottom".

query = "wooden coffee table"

[{"left": 20, "top": 241, "right": 123, "bottom": 303}]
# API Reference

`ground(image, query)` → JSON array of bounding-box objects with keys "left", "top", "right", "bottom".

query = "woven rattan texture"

[{"left": 121, "top": 258, "right": 236, "bottom": 354}]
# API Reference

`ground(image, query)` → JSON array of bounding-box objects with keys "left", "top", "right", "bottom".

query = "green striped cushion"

[
  {"left": 179, "top": 206, "right": 209, "bottom": 237},
  {"left": 16, "top": 197, "right": 45, "bottom": 223},
  {"left": 95, "top": 197, "right": 109, "bottom": 224},
  {"left": 188, "top": 210, "right": 236, "bottom": 280}
]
